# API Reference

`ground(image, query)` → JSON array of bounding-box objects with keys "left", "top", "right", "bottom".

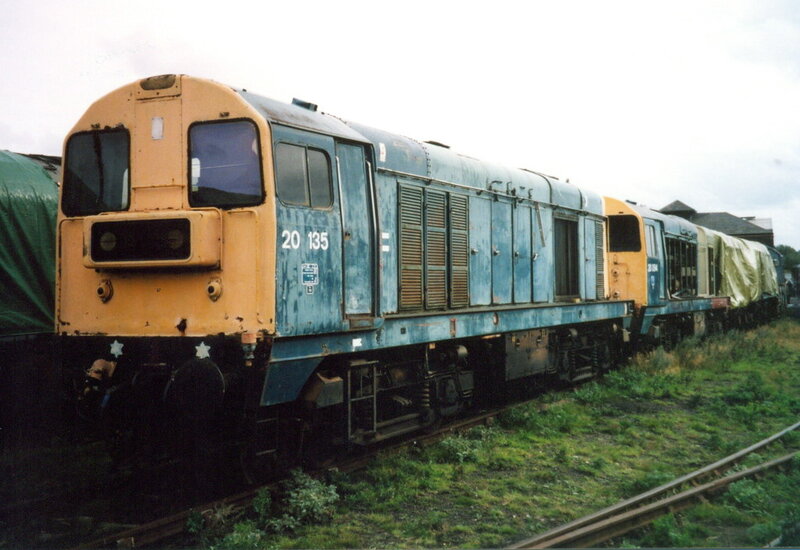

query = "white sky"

[{"left": 2, "top": 0, "right": 799, "bottom": 248}]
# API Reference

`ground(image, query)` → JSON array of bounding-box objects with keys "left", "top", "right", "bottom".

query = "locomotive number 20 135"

[{"left": 281, "top": 230, "right": 329, "bottom": 251}]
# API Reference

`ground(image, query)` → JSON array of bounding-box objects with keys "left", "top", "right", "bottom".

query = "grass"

[
  {"left": 190, "top": 318, "right": 800, "bottom": 548},
  {"left": 624, "top": 457, "right": 800, "bottom": 547}
]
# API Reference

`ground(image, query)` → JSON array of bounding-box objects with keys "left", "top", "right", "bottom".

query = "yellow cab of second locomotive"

[
  {"left": 57, "top": 75, "right": 277, "bottom": 338},
  {"left": 603, "top": 196, "right": 650, "bottom": 310}
]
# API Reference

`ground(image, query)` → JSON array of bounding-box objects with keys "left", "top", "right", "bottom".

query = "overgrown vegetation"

[
  {"left": 202, "top": 318, "right": 800, "bottom": 548},
  {"left": 187, "top": 470, "right": 340, "bottom": 549},
  {"left": 623, "top": 457, "right": 800, "bottom": 547}
]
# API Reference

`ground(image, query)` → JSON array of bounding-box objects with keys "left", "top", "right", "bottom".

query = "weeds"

[
  {"left": 703, "top": 371, "right": 800, "bottom": 427},
  {"left": 624, "top": 467, "right": 676, "bottom": 495},
  {"left": 604, "top": 367, "right": 681, "bottom": 400},
  {"left": 201, "top": 319, "right": 800, "bottom": 548},
  {"left": 434, "top": 434, "right": 482, "bottom": 464},
  {"left": 572, "top": 381, "right": 608, "bottom": 405},
  {"left": 264, "top": 470, "right": 339, "bottom": 532},
  {"left": 186, "top": 504, "right": 241, "bottom": 547},
  {"left": 721, "top": 373, "right": 773, "bottom": 405},
  {"left": 497, "top": 402, "right": 586, "bottom": 435},
  {"left": 213, "top": 520, "right": 269, "bottom": 550},
  {"left": 746, "top": 521, "right": 781, "bottom": 544},
  {"left": 186, "top": 470, "right": 338, "bottom": 548},
  {"left": 252, "top": 487, "right": 271, "bottom": 527},
  {"left": 781, "top": 506, "right": 800, "bottom": 546},
  {"left": 724, "top": 479, "right": 771, "bottom": 513},
  {"left": 639, "top": 514, "right": 698, "bottom": 547}
]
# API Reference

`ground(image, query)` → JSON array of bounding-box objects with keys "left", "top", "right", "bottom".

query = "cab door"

[
  {"left": 336, "top": 141, "right": 375, "bottom": 323},
  {"left": 644, "top": 219, "right": 666, "bottom": 306},
  {"left": 273, "top": 125, "right": 343, "bottom": 336}
]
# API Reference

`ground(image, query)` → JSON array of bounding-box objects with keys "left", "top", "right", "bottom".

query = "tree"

[{"left": 776, "top": 245, "right": 800, "bottom": 272}]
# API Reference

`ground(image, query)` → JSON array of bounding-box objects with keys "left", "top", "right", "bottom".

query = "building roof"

[
  {"left": 660, "top": 200, "right": 696, "bottom": 215},
  {"left": 658, "top": 199, "right": 775, "bottom": 246},
  {"left": 742, "top": 217, "right": 773, "bottom": 230},
  {"left": 691, "top": 212, "right": 773, "bottom": 236}
]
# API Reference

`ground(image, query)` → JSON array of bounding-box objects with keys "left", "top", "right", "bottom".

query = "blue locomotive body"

[
  {"left": 626, "top": 203, "right": 715, "bottom": 340},
  {"left": 247, "top": 93, "right": 631, "bottom": 413}
]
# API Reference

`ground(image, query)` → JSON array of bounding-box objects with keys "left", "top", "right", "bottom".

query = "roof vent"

[
  {"left": 292, "top": 98, "right": 318, "bottom": 112},
  {"left": 424, "top": 140, "right": 450, "bottom": 149},
  {"left": 141, "top": 74, "right": 177, "bottom": 90}
]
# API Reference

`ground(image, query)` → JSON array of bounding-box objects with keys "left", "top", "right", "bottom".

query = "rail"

[
  {"left": 75, "top": 408, "right": 504, "bottom": 548},
  {"left": 508, "top": 419, "right": 800, "bottom": 548}
]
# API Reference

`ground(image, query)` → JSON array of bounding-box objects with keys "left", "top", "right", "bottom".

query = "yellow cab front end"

[
  {"left": 603, "top": 196, "right": 650, "bottom": 310},
  {"left": 57, "top": 75, "right": 277, "bottom": 440}
]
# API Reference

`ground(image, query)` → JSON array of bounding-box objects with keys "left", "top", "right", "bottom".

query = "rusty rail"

[
  {"left": 76, "top": 416, "right": 800, "bottom": 549},
  {"left": 509, "top": 419, "right": 800, "bottom": 549},
  {"left": 511, "top": 452, "right": 797, "bottom": 548}
]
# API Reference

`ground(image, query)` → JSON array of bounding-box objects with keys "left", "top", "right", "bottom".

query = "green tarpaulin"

[{"left": 0, "top": 151, "right": 59, "bottom": 336}]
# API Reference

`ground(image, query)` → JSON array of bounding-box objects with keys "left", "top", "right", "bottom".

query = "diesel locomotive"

[
  {"left": 58, "top": 75, "right": 780, "bottom": 474},
  {"left": 604, "top": 197, "right": 781, "bottom": 348}
]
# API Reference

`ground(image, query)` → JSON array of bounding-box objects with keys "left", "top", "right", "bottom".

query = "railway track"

[
  {"left": 508, "top": 419, "right": 800, "bottom": 549},
  {"left": 0, "top": 454, "right": 179, "bottom": 524},
  {"left": 75, "top": 408, "right": 504, "bottom": 548},
  {"left": 64, "top": 416, "right": 800, "bottom": 549}
]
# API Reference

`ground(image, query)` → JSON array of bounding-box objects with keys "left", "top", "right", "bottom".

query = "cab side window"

[
  {"left": 645, "top": 225, "right": 658, "bottom": 257},
  {"left": 275, "top": 143, "right": 332, "bottom": 208}
]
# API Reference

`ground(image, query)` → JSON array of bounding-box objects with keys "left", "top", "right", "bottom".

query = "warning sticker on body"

[{"left": 301, "top": 263, "right": 319, "bottom": 294}]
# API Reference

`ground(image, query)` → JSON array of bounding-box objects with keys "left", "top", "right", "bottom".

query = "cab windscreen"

[
  {"left": 189, "top": 119, "right": 264, "bottom": 208},
  {"left": 62, "top": 129, "right": 130, "bottom": 217},
  {"left": 608, "top": 215, "right": 642, "bottom": 252}
]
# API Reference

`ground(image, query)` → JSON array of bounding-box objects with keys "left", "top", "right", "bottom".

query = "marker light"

[
  {"left": 99, "top": 232, "right": 117, "bottom": 252},
  {"left": 166, "top": 228, "right": 185, "bottom": 250}
]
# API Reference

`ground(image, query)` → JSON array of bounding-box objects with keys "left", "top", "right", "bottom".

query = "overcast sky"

[{"left": 2, "top": 0, "right": 798, "bottom": 248}]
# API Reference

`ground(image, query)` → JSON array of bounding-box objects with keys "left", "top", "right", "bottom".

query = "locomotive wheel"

[
  {"left": 239, "top": 437, "right": 278, "bottom": 485},
  {"left": 239, "top": 412, "right": 305, "bottom": 485},
  {"left": 597, "top": 341, "right": 613, "bottom": 373},
  {"left": 163, "top": 359, "right": 226, "bottom": 497},
  {"left": 163, "top": 359, "right": 225, "bottom": 419}
]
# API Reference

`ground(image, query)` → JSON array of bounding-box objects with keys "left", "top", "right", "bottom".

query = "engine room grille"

[
  {"left": 425, "top": 191, "right": 448, "bottom": 309},
  {"left": 398, "top": 184, "right": 471, "bottom": 312},
  {"left": 449, "top": 194, "right": 470, "bottom": 307},
  {"left": 595, "top": 220, "right": 605, "bottom": 299},
  {"left": 399, "top": 186, "right": 424, "bottom": 310}
]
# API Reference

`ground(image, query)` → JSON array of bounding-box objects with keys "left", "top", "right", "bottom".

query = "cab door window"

[
  {"left": 274, "top": 143, "right": 332, "bottom": 208},
  {"left": 645, "top": 225, "right": 659, "bottom": 258},
  {"left": 645, "top": 222, "right": 666, "bottom": 300}
]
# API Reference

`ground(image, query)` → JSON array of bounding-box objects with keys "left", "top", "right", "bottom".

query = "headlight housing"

[
  {"left": 82, "top": 211, "right": 221, "bottom": 270},
  {"left": 90, "top": 218, "right": 191, "bottom": 262}
]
